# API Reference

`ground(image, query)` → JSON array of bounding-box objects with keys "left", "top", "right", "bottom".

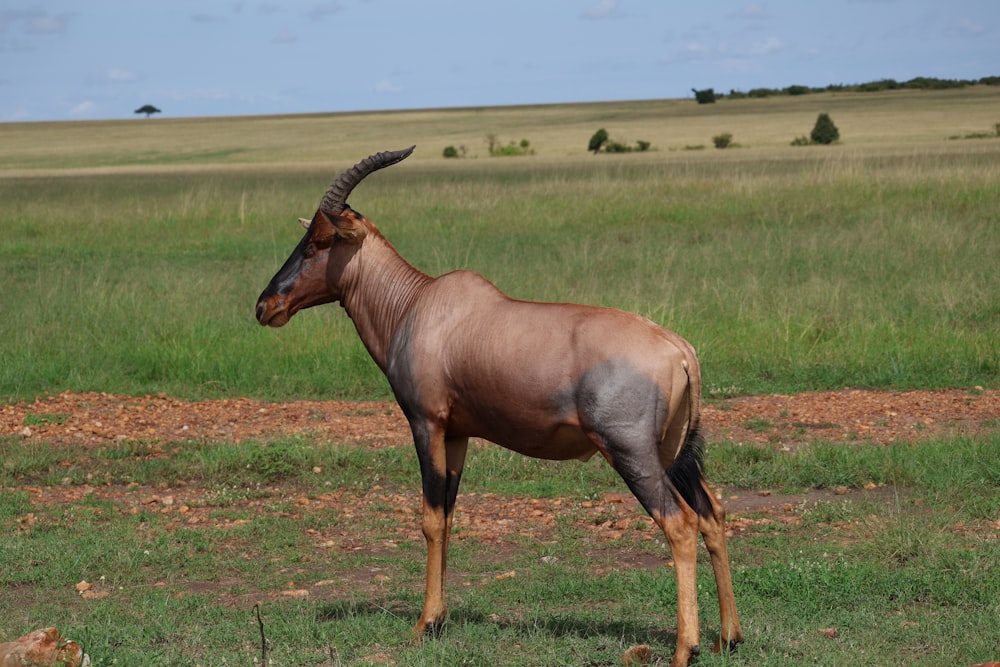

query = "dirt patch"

[
  {"left": 5, "top": 388, "right": 997, "bottom": 451},
  {"left": 3, "top": 387, "right": 998, "bottom": 550},
  {"left": 704, "top": 387, "right": 999, "bottom": 448}
]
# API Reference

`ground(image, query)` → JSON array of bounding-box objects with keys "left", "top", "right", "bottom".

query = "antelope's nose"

[{"left": 255, "top": 301, "right": 266, "bottom": 324}]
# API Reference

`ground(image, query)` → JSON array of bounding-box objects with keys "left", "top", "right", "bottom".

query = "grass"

[
  {"left": 2, "top": 93, "right": 999, "bottom": 401},
  {"left": 1, "top": 432, "right": 997, "bottom": 665},
  {"left": 2, "top": 89, "right": 999, "bottom": 664}
]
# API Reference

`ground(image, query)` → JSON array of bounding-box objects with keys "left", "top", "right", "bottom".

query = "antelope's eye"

[{"left": 303, "top": 243, "right": 316, "bottom": 259}]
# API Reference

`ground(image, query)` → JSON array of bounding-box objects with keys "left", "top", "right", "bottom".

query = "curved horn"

[{"left": 320, "top": 145, "right": 415, "bottom": 214}]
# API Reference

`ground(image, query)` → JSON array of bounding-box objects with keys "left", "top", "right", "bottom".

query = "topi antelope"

[{"left": 255, "top": 147, "right": 743, "bottom": 666}]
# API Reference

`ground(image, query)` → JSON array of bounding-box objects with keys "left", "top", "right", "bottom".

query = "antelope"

[{"left": 255, "top": 147, "right": 743, "bottom": 666}]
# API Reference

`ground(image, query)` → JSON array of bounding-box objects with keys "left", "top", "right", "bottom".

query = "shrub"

[
  {"left": 588, "top": 128, "right": 608, "bottom": 154},
  {"left": 588, "top": 130, "right": 652, "bottom": 154},
  {"left": 790, "top": 135, "right": 812, "bottom": 146},
  {"left": 442, "top": 146, "right": 459, "bottom": 158},
  {"left": 713, "top": 133, "right": 733, "bottom": 149},
  {"left": 692, "top": 88, "right": 716, "bottom": 104},
  {"left": 810, "top": 113, "right": 840, "bottom": 144},
  {"left": 489, "top": 138, "right": 534, "bottom": 157}
]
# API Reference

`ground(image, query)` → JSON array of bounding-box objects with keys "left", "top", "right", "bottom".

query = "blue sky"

[{"left": 1, "top": 1, "right": 996, "bottom": 122}]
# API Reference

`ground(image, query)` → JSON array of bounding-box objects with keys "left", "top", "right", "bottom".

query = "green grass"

[
  {"left": 1, "top": 432, "right": 997, "bottom": 665},
  {"left": 2, "top": 89, "right": 999, "bottom": 663},
  {"left": 2, "top": 93, "right": 999, "bottom": 401}
]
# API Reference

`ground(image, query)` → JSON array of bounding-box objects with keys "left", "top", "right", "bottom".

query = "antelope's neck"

[{"left": 341, "top": 236, "right": 432, "bottom": 372}]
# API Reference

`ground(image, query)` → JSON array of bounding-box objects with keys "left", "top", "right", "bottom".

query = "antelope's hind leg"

[
  {"left": 597, "top": 439, "right": 703, "bottom": 666},
  {"left": 668, "top": 434, "right": 744, "bottom": 653},
  {"left": 696, "top": 479, "right": 744, "bottom": 652}
]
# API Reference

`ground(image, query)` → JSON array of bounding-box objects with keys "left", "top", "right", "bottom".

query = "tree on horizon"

[{"left": 135, "top": 104, "right": 161, "bottom": 118}]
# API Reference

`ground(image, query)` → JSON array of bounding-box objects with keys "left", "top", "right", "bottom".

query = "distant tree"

[
  {"left": 712, "top": 132, "right": 733, "bottom": 149},
  {"left": 810, "top": 113, "right": 840, "bottom": 144},
  {"left": 692, "top": 88, "right": 716, "bottom": 104},
  {"left": 588, "top": 128, "right": 608, "bottom": 154},
  {"left": 135, "top": 104, "right": 161, "bottom": 118}
]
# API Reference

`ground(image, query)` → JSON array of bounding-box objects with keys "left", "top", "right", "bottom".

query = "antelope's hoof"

[
  {"left": 668, "top": 645, "right": 700, "bottom": 667},
  {"left": 712, "top": 633, "right": 744, "bottom": 654},
  {"left": 411, "top": 620, "right": 443, "bottom": 642}
]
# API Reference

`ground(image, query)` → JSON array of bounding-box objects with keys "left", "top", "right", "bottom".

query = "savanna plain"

[{"left": 1, "top": 88, "right": 998, "bottom": 665}]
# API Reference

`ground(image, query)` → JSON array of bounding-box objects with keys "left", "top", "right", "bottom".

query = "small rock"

[
  {"left": 621, "top": 644, "right": 651, "bottom": 665},
  {"left": 0, "top": 627, "right": 90, "bottom": 667}
]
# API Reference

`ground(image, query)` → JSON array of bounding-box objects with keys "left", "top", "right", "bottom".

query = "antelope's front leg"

[{"left": 412, "top": 430, "right": 468, "bottom": 639}]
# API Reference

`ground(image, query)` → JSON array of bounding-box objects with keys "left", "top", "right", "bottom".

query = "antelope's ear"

[
  {"left": 298, "top": 217, "right": 311, "bottom": 229},
  {"left": 320, "top": 209, "right": 368, "bottom": 243}
]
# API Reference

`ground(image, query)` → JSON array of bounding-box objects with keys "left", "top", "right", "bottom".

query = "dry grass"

[{"left": 2, "top": 86, "right": 998, "bottom": 172}]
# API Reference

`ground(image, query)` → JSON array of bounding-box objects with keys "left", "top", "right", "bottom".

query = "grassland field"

[
  {"left": 1, "top": 86, "right": 998, "bottom": 401},
  {"left": 1, "top": 88, "right": 999, "bottom": 666}
]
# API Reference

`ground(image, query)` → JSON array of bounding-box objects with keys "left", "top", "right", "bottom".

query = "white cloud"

[
  {"left": 306, "top": 2, "right": 343, "bottom": 21},
  {"left": 191, "top": 13, "right": 224, "bottom": 24},
  {"left": 949, "top": 18, "right": 987, "bottom": 36},
  {"left": 732, "top": 3, "right": 772, "bottom": 20},
  {"left": 0, "top": 8, "right": 68, "bottom": 35},
  {"left": 69, "top": 101, "right": 96, "bottom": 116},
  {"left": 107, "top": 68, "right": 137, "bottom": 83},
  {"left": 676, "top": 35, "right": 787, "bottom": 61},
  {"left": 581, "top": 0, "right": 623, "bottom": 20},
  {"left": 746, "top": 36, "right": 785, "bottom": 56},
  {"left": 28, "top": 13, "right": 68, "bottom": 34},
  {"left": 374, "top": 79, "right": 401, "bottom": 93}
]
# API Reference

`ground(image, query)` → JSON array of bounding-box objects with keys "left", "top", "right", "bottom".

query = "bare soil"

[
  {"left": 7, "top": 387, "right": 997, "bottom": 452},
  {"left": 3, "top": 388, "right": 999, "bottom": 593}
]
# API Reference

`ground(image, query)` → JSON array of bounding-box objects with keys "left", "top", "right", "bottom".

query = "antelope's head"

[{"left": 255, "top": 146, "right": 414, "bottom": 327}]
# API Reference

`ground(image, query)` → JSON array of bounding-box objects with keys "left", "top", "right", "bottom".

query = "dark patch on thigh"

[
  {"left": 575, "top": 360, "right": 666, "bottom": 442},
  {"left": 574, "top": 360, "right": 669, "bottom": 478}
]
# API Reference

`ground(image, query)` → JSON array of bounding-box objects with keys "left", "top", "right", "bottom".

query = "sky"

[{"left": 1, "top": 1, "right": 996, "bottom": 122}]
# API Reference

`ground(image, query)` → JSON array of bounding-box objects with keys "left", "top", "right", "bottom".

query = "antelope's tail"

[{"left": 667, "top": 360, "right": 712, "bottom": 519}]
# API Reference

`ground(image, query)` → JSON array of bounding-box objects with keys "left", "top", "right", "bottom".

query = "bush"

[
  {"left": 588, "top": 128, "right": 608, "bottom": 154},
  {"left": 588, "top": 129, "right": 652, "bottom": 154},
  {"left": 442, "top": 146, "right": 459, "bottom": 158},
  {"left": 810, "top": 113, "right": 840, "bottom": 144},
  {"left": 489, "top": 138, "right": 534, "bottom": 157},
  {"left": 713, "top": 133, "right": 733, "bottom": 149},
  {"left": 790, "top": 135, "right": 812, "bottom": 146},
  {"left": 692, "top": 88, "right": 716, "bottom": 104}
]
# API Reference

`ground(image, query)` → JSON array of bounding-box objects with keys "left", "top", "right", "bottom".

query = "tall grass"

[{"left": 1, "top": 96, "right": 998, "bottom": 402}]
